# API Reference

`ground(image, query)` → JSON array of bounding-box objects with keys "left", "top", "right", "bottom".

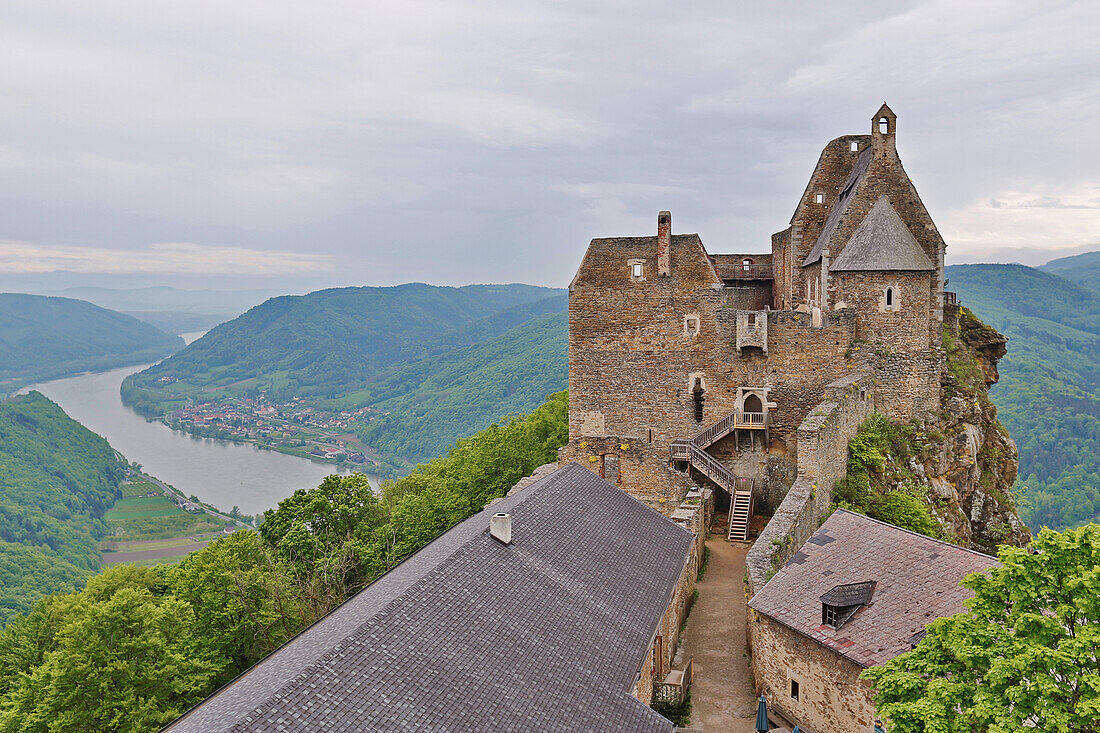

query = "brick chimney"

[{"left": 657, "top": 211, "right": 671, "bottom": 277}]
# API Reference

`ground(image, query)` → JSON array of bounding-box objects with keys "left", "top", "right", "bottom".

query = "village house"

[
  {"left": 164, "top": 463, "right": 702, "bottom": 732},
  {"left": 748, "top": 510, "right": 996, "bottom": 733}
]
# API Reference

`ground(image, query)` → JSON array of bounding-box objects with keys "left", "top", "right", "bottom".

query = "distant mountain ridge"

[
  {"left": 1039, "top": 250, "right": 1100, "bottom": 293},
  {"left": 38, "top": 286, "right": 286, "bottom": 334},
  {"left": 122, "top": 284, "right": 567, "bottom": 472},
  {"left": 0, "top": 293, "right": 183, "bottom": 391}
]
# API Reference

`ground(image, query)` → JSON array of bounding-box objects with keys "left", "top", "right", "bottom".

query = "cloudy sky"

[{"left": 1, "top": 0, "right": 1097, "bottom": 291}]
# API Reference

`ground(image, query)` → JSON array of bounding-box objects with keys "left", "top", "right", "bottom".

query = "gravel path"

[{"left": 677, "top": 537, "right": 760, "bottom": 732}]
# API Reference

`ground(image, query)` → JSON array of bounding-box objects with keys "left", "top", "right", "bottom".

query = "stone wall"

[
  {"left": 750, "top": 614, "right": 878, "bottom": 733},
  {"left": 831, "top": 270, "right": 931, "bottom": 349},
  {"left": 557, "top": 436, "right": 694, "bottom": 508},
  {"left": 776, "top": 135, "right": 871, "bottom": 306},
  {"left": 630, "top": 527, "right": 700, "bottom": 706},
  {"left": 746, "top": 370, "right": 875, "bottom": 593},
  {"left": 872, "top": 350, "right": 942, "bottom": 423}
]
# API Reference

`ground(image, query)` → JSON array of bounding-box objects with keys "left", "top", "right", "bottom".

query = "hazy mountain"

[
  {"left": 1039, "top": 250, "right": 1100, "bottom": 293},
  {"left": 34, "top": 286, "right": 287, "bottom": 334},
  {"left": 0, "top": 294, "right": 183, "bottom": 391}
]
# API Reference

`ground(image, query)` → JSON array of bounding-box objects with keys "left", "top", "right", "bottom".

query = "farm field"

[
  {"left": 100, "top": 477, "right": 229, "bottom": 566},
  {"left": 101, "top": 532, "right": 223, "bottom": 566}
]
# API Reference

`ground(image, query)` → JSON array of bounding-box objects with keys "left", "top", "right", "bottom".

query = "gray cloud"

[{"left": 1, "top": 0, "right": 1097, "bottom": 289}]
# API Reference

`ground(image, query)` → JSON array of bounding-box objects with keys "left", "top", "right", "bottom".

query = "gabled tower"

[{"left": 871, "top": 103, "right": 897, "bottom": 159}]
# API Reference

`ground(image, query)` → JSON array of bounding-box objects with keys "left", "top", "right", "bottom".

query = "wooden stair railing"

[
  {"left": 691, "top": 411, "right": 739, "bottom": 449},
  {"left": 670, "top": 439, "right": 754, "bottom": 542},
  {"left": 728, "top": 482, "right": 753, "bottom": 542}
]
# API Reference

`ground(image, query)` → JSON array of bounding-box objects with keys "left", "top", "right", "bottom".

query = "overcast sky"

[{"left": 1, "top": 0, "right": 1097, "bottom": 291}]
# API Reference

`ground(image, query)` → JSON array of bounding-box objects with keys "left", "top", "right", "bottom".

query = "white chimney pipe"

[{"left": 490, "top": 512, "right": 512, "bottom": 544}]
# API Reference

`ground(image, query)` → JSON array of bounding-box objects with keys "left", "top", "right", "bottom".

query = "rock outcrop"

[{"left": 925, "top": 306, "right": 1029, "bottom": 552}]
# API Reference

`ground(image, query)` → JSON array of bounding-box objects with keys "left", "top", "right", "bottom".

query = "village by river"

[{"left": 22, "top": 333, "right": 379, "bottom": 516}]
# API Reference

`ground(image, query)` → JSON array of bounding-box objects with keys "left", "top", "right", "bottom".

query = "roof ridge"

[{"left": 832, "top": 508, "right": 997, "bottom": 560}]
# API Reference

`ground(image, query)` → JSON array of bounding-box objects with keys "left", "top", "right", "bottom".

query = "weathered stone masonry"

[{"left": 557, "top": 104, "right": 1029, "bottom": 733}]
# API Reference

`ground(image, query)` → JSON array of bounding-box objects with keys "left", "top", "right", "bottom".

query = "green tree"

[
  {"left": 169, "top": 531, "right": 303, "bottom": 681},
  {"left": 0, "top": 566, "right": 215, "bottom": 733},
  {"left": 863, "top": 524, "right": 1100, "bottom": 732}
]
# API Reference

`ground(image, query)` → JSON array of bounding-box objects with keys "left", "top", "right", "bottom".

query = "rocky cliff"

[
  {"left": 927, "top": 305, "right": 1030, "bottom": 551},
  {"left": 835, "top": 306, "right": 1029, "bottom": 553}
]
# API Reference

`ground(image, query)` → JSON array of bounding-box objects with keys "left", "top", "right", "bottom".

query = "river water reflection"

[{"left": 22, "top": 341, "right": 375, "bottom": 516}]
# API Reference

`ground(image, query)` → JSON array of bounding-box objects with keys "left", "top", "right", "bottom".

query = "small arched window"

[
  {"left": 742, "top": 258, "right": 752, "bottom": 272},
  {"left": 879, "top": 117, "right": 889, "bottom": 134},
  {"left": 885, "top": 287, "right": 895, "bottom": 307},
  {"left": 850, "top": 140, "right": 859, "bottom": 152}
]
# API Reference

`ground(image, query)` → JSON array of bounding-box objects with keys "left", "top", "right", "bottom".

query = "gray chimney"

[
  {"left": 490, "top": 512, "right": 512, "bottom": 544},
  {"left": 657, "top": 211, "right": 671, "bottom": 277}
]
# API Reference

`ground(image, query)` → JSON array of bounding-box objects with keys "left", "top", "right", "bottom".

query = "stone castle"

[
  {"left": 562, "top": 104, "right": 946, "bottom": 525},
  {"left": 557, "top": 101, "right": 1028, "bottom": 732},
  {"left": 560, "top": 102, "right": 1025, "bottom": 550}
]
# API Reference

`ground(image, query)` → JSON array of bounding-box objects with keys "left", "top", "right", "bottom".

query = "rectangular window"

[
  {"left": 685, "top": 317, "right": 698, "bottom": 336},
  {"left": 815, "top": 192, "right": 824, "bottom": 204},
  {"left": 823, "top": 604, "right": 839, "bottom": 627},
  {"left": 790, "top": 679, "right": 800, "bottom": 701},
  {"left": 632, "top": 263, "right": 643, "bottom": 278},
  {"left": 601, "top": 454, "right": 620, "bottom": 484}
]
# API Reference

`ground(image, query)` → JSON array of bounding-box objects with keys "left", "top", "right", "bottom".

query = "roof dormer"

[
  {"left": 820, "top": 580, "right": 876, "bottom": 630},
  {"left": 871, "top": 103, "right": 897, "bottom": 158}
]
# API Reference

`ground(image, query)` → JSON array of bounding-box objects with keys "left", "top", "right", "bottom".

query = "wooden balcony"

[{"left": 734, "top": 411, "right": 767, "bottom": 429}]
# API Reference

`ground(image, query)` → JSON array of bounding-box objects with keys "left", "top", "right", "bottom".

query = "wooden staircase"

[
  {"left": 729, "top": 481, "right": 753, "bottom": 542},
  {"left": 670, "top": 412, "right": 756, "bottom": 542}
]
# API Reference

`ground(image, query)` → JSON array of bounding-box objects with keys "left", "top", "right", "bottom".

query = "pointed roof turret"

[{"left": 830, "top": 196, "right": 934, "bottom": 272}]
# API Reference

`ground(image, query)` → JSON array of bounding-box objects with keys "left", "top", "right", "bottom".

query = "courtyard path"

[{"left": 676, "top": 537, "right": 761, "bottom": 732}]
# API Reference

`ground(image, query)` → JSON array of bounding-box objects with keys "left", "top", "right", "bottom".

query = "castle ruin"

[{"left": 562, "top": 104, "right": 947, "bottom": 540}]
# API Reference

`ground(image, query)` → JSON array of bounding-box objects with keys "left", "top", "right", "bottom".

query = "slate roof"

[
  {"left": 748, "top": 510, "right": 996, "bottom": 668},
  {"left": 829, "top": 197, "right": 935, "bottom": 272},
  {"left": 820, "top": 580, "right": 876, "bottom": 607},
  {"left": 802, "top": 146, "right": 873, "bottom": 266},
  {"left": 165, "top": 463, "right": 693, "bottom": 733}
]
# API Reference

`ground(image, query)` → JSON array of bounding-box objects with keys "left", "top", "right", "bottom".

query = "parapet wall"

[{"left": 746, "top": 370, "right": 875, "bottom": 594}]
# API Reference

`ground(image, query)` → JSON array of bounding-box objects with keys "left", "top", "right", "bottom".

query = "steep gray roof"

[
  {"left": 165, "top": 463, "right": 692, "bottom": 733},
  {"left": 829, "top": 197, "right": 935, "bottom": 272},
  {"left": 802, "top": 146, "right": 873, "bottom": 266},
  {"left": 749, "top": 510, "right": 995, "bottom": 668}
]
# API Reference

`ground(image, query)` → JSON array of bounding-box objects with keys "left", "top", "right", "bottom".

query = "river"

[{"left": 21, "top": 333, "right": 378, "bottom": 516}]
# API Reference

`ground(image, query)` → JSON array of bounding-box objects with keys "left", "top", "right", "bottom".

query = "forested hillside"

[
  {"left": 123, "top": 284, "right": 566, "bottom": 472},
  {"left": 0, "top": 294, "right": 183, "bottom": 391},
  {"left": 0, "top": 392, "right": 567, "bottom": 731},
  {"left": 947, "top": 263, "right": 1100, "bottom": 531},
  {"left": 1039, "top": 250, "right": 1100, "bottom": 292},
  {"left": 0, "top": 392, "right": 128, "bottom": 621},
  {"left": 356, "top": 310, "right": 566, "bottom": 462}
]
